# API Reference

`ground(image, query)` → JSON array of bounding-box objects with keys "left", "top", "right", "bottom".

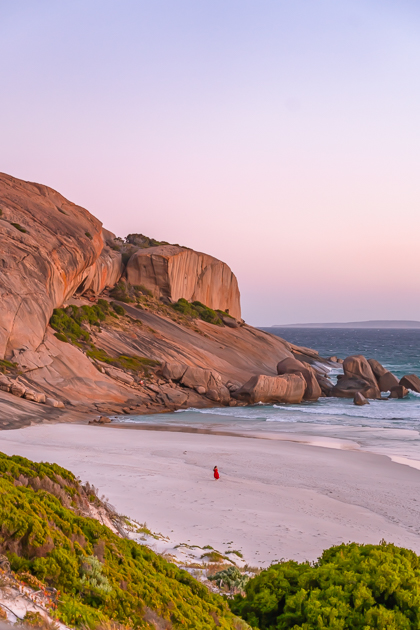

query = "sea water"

[{"left": 114, "top": 328, "right": 420, "bottom": 467}]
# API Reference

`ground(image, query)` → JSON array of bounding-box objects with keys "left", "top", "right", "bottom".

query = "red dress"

[{"left": 214, "top": 468, "right": 219, "bottom": 480}]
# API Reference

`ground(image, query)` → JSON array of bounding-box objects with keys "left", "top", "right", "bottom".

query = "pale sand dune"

[{"left": 1, "top": 424, "right": 420, "bottom": 567}]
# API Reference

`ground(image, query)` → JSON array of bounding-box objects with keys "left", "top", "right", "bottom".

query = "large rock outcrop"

[
  {"left": 0, "top": 173, "right": 122, "bottom": 358},
  {"left": 276, "top": 357, "right": 322, "bottom": 401},
  {"left": 367, "top": 359, "right": 399, "bottom": 392},
  {"left": 331, "top": 355, "right": 381, "bottom": 399},
  {"left": 126, "top": 245, "right": 241, "bottom": 319},
  {"left": 232, "top": 373, "right": 306, "bottom": 404}
]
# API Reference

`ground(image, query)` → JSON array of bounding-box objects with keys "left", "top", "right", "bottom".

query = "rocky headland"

[{"left": 0, "top": 172, "right": 418, "bottom": 427}]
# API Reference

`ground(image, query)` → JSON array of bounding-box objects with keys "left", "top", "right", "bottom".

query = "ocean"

[{"left": 114, "top": 328, "right": 420, "bottom": 468}]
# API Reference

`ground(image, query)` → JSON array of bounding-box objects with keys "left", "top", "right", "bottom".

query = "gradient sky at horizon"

[{"left": 1, "top": 0, "right": 419, "bottom": 325}]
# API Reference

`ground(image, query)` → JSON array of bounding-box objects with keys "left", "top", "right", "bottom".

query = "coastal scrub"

[{"left": 0, "top": 451, "right": 248, "bottom": 629}]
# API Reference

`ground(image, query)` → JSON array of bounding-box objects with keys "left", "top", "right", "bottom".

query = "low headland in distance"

[{"left": 268, "top": 319, "right": 420, "bottom": 329}]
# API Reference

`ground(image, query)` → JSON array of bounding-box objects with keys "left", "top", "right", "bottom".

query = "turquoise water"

[{"left": 114, "top": 329, "right": 420, "bottom": 464}]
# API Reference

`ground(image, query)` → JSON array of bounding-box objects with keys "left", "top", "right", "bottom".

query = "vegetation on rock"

[
  {"left": 0, "top": 451, "right": 247, "bottom": 629},
  {"left": 230, "top": 541, "right": 420, "bottom": 629},
  {"left": 49, "top": 301, "right": 159, "bottom": 375},
  {"left": 172, "top": 299, "right": 231, "bottom": 326}
]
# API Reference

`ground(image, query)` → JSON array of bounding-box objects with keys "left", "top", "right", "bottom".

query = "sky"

[{"left": 1, "top": 0, "right": 419, "bottom": 326}]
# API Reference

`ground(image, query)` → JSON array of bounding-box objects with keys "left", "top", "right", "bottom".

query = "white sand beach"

[{"left": 1, "top": 423, "right": 420, "bottom": 567}]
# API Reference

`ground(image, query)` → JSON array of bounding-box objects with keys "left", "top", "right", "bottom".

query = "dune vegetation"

[
  {"left": 0, "top": 452, "right": 248, "bottom": 630},
  {"left": 230, "top": 541, "right": 420, "bottom": 629}
]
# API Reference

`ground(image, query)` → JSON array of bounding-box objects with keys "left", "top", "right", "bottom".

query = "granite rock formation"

[
  {"left": 126, "top": 245, "right": 241, "bottom": 319},
  {"left": 232, "top": 373, "right": 306, "bottom": 404},
  {"left": 276, "top": 357, "right": 322, "bottom": 401}
]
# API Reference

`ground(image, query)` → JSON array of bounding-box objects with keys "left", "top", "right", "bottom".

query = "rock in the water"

[
  {"left": 399, "top": 374, "right": 420, "bottom": 393},
  {"left": 354, "top": 392, "right": 369, "bottom": 406},
  {"left": 316, "top": 374, "right": 334, "bottom": 396},
  {"left": 125, "top": 245, "right": 241, "bottom": 319},
  {"left": 334, "top": 355, "right": 381, "bottom": 399},
  {"left": 232, "top": 373, "right": 306, "bottom": 404},
  {"left": 332, "top": 377, "right": 381, "bottom": 400},
  {"left": 367, "top": 358, "right": 399, "bottom": 392},
  {"left": 45, "top": 397, "right": 65, "bottom": 408},
  {"left": 389, "top": 385, "right": 408, "bottom": 399},
  {"left": 343, "top": 355, "right": 377, "bottom": 385},
  {"left": 276, "top": 357, "right": 322, "bottom": 401}
]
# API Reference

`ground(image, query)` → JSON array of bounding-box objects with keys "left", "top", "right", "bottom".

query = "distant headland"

[{"left": 270, "top": 320, "right": 420, "bottom": 329}]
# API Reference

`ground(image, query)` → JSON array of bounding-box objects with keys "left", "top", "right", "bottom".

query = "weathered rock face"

[
  {"left": 76, "top": 234, "right": 124, "bottom": 297},
  {"left": 126, "top": 245, "right": 241, "bottom": 319},
  {"left": 399, "top": 374, "right": 420, "bottom": 393},
  {"left": 232, "top": 373, "right": 306, "bottom": 404},
  {"left": 368, "top": 359, "right": 399, "bottom": 392},
  {"left": 354, "top": 392, "right": 369, "bottom": 406},
  {"left": 343, "top": 355, "right": 377, "bottom": 386},
  {"left": 0, "top": 173, "right": 106, "bottom": 358},
  {"left": 389, "top": 385, "right": 408, "bottom": 399},
  {"left": 276, "top": 357, "right": 322, "bottom": 401},
  {"left": 331, "top": 377, "right": 381, "bottom": 400}
]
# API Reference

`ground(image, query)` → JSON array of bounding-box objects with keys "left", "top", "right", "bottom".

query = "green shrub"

[
  {"left": 134, "top": 284, "right": 153, "bottom": 297},
  {"left": 109, "top": 281, "right": 133, "bottom": 303},
  {"left": 110, "top": 302, "right": 125, "bottom": 316},
  {"left": 0, "top": 451, "right": 241, "bottom": 629},
  {"left": 0, "top": 359, "right": 18, "bottom": 374},
  {"left": 172, "top": 299, "right": 223, "bottom": 325},
  {"left": 209, "top": 567, "right": 249, "bottom": 592},
  {"left": 231, "top": 541, "right": 420, "bottom": 629},
  {"left": 85, "top": 231, "right": 93, "bottom": 239},
  {"left": 11, "top": 222, "right": 27, "bottom": 233}
]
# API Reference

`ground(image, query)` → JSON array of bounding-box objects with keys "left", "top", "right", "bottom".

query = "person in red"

[{"left": 213, "top": 466, "right": 220, "bottom": 480}]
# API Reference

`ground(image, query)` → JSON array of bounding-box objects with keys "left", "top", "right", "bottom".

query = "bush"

[
  {"left": 11, "top": 222, "right": 27, "bottom": 233},
  {"left": 172, "top": 299, "right": 223, "bottom": 325},
  {"left": 110, "top": 302, "right": 125, "bottom": 316},
  {"left": 85, "top": 231, "right": 93, "bottom": 239},
  {"left": 231, "top": 541, "right": 420, "bottom": 629},
  {"left": 0, "top": 452, "right": 241, "bottom": 629}
]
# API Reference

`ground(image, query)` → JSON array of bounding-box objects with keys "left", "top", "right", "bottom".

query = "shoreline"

[{"left": 1, "top": 422, "right": 420, "bottom": 566}]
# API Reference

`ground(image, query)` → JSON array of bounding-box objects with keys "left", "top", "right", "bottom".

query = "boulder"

[
  {"left": 378, "top": 372, "right": 399, "bottom": 392},
  {"left": 45, "top": 397, "right": 65, "bottom": 408},
  {"left": 163, "top": 389, "right": 188, "bottom": 406},
  {"left": 222, "top": 316, "right": 239, "bottom": 328},
  {"left": 367, "top": 358, "right": 399, "bottom": 392},
  {"left": 207, "top": 385, "right": 230, "bottom": 404},
  {"left": 354, "top": 392, "right": 369, "bottom": 406},
  {"left": 276, "top": 357, "right": 322, "bottom": 401},
  {"left": 389, "top": 385, "right": 408, "bottom": 399},
  {"left": 195, "top": 386, "right": 206, "bottom": 395},
  {"left": 125, "top": 245, "right": 241, "bottom": 319},
  {"left": 161, "top": 361, "right": 188, "bottom": 382},
  {"left": 0, "top": 375, "right": 11, "bottom": 392},
  {"left": 316, "top": 375, "right": 334, "bottom": 397},
  {"left": 232, "top": 373, "right": 306, "bottom": 404},
  {"left": 399, "top": 374, "right": 420, "bottom": 393},
  {"left": 181, "top": 366, "right": 213, "bottom": 390},
  {"left": 331, "top": 377, "right": 381, "bottom": 400},
  {"left": 10, "top": 382, "right": 26, "bottom": 397},
  {"left": 343, "top": 355, "right": 377, "bottom": 386}
]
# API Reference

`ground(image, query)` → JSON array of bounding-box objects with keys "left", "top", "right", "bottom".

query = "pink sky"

[{"left": 1, "top": 1, "right": 419, "bottom": 325}]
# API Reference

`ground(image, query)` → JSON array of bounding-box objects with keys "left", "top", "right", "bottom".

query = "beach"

[{"left": 1, "top": 422, "right": 420, "bottom": 567}]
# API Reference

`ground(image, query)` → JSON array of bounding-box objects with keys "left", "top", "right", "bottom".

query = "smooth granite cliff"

[{"left": 1, "top": 172, "right": 330, "bottom": 426}]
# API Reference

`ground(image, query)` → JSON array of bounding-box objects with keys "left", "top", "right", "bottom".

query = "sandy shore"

[{"left": 1, "top": 423, "right": 420, "bottom": 566}]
